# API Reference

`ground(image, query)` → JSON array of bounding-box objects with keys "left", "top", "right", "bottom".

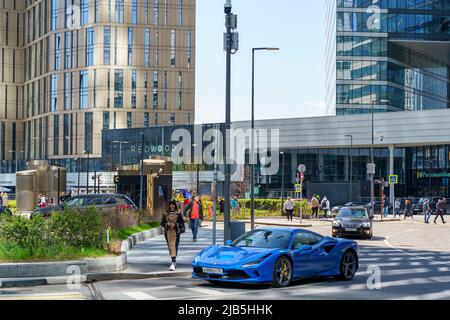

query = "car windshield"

[
  {"left": 338, "top": 208, "right": 368, "bottom": 218},
  {"left": 232, "top": 230, "right": 292, "bottom": 249}
]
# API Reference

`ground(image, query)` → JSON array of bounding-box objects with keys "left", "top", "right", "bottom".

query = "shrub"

[
  {"left": 101, "top": 208, "right": 139, "bottom": 232},
  {"left": 0, "top": 214, "right": 47, "bottom": 253},
  {"left": 7, "top": 200, "right": 16, "bottom": 209},
  {"left": 48, "top": 207, "right": 103, "bottom": 248}
]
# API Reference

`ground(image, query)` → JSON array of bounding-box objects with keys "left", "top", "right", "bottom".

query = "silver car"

[{"left": 332, "top": 206, "right": 373, "bottom": 239}]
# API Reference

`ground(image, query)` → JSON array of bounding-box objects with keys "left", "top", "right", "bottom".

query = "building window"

[
  {"left": 65, "top": 32, "right": 71, "bottom": 69},
  {"left": 55, "top": 33, "right": 61, "bottom": 70},
  {"left": 132, "top": 0, "right": 137, "bottom": 24},
  {"left": 187, "top": 30, "right": 191, "bottom": 66},
  {"left": 64, "top": 73, "right": 69, "bottom": 110},
  {"left": 115, "top": 0, "right": 124, "bottom": 23},
  {"left": 127, "top": 112, "right": 132, "bottom": 128},
  {"left": 164, "top": 0, "right": 168, "bottom": 25},
  {"left": 155, "top": 29, "right": 159, "bottom": 66},
  {"left": 53, "top": 115, "right": 59, "bottom": 155},
  {"left": 163, "top": 71, "right": 167, "bottom": 109},
  {"left": 114, "top": 27, "right": 118, "bottom": 65},
  {"left": 131, "top": 69, "right": 137, "bottom": 109},
  {"left": 153, "top": 71, "right": 158, "bottom": 109},
  {"left": 85, "top": 112, "right": 93, "bottom": 153},
  {"left": 170, "top": 113, "right": 175, "bottom": 125},
  {"left": 145, "top": 28, "right": 150, "bottom": 67},
  {"left": 154, "top": 113, "right": 158, "bottom": 126},
  {"left": 86, "top": 28, "right": 94, "bottom": 66},
  {"left": 154, "top": 0, "right": 159, "bottom": 25},
  {"left": 104, "top": 27, "right": 111, "bottom": 64},
  {"left": 80, "top": 0, "right": 88, "bottom": 26},
  {"left": 144, "top": 112, "right": 150, "bottom": 127},
  {"left": 179, "top": 0, "right": 183, "bottom": 26},
  {"left": 51, "top": 0, "right": 58, "bottom": 31},
  {"left": 63, "top": 114, "right": 69, "bottom": 155},
  {"left": 94, "top": 69, "right": 97, "bottom": 108},
  {"left": 144, "top": 71, "right": 148, "bottom": 109},
  {"left": 107, "top": 69, "right": 111, "bottom": 108},
  {"left": 51, "top": 74, "right": 58, "bottom": 112},
  {"left": 103, "top": 112, "right": 109, "bottom": 130},
  {"left": 170, "top": 30, "right": 176, "bottom": 67},
  {"left": 178, "top": 72, "right": 182, "bottom": 110},
  {"left": 114, "top": 69, "right": 123, "bottom": 108},
  {"left": 80, "top": 70, "right": 88, "bottom": 109},
  {"left": 186, "top": 113, "right": 190, "bottom": 124},
  {"left": 71, "top": 72, "right": 74, "bottom": 109},
  {"left": 127, "top": 27, "right": 133, "bottom": 66},
  {"left": 95, "top": 0, "right": 99, "bottom": 23}
]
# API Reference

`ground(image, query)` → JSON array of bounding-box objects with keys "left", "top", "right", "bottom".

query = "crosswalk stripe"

[
  {"left": 0, "top": 292, "right": 86, "bottom": 300},
  {"left": 186, "top": 287, "right": 224, "bottom": 296},
  {"left": 124, "top": 291, "right": 156, "bottom": 300}
]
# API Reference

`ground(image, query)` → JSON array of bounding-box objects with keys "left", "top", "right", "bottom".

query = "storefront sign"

[{"left": 416, "top": 172, "right": 450, "bottom": 179}]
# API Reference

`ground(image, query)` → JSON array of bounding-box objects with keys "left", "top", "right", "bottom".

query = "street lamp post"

[
  {"left": 345, "top": 135, "right": 353, "bottom": 202},
  {"left": 280, "top": 151, "right": 285, "bottom": 215},
  {"left": 223, "top": 0, "right": 238, "bottom": 241},
  {"left": 370, "top": 99, "right": 389, "bottom": 216},
  {"left": 84, "top": 150, "right": 90, "bottom": 194},
  {"left": 251, "top": 47, "right": 280, "bottom": 231},
  {"left": 139, "top": 132, "right": 145, "bottom": 210}
]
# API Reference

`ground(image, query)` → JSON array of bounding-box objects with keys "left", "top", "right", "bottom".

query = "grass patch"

[
  {"left": 111, "top": 222, "right": 160, "bottom": 241},
  {"left": 0, "top": 241, "right": 108, "bottom": 262}
]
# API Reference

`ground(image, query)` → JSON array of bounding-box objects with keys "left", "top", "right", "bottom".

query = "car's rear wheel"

[
  {"left": 336, "top": 250, "right": 357, "bottom": 281},
  {"left": 272, "top": 256, "right": 292, "bottom": 288}
]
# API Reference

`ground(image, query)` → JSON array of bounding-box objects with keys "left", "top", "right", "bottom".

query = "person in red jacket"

[{"left": 184, "top": 195, "right": 203, "bottom": 241}]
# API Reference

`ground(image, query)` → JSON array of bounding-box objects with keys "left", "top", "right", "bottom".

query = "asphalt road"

[{"left": 1, "top": 219, "right": 449, "bottom": 300}]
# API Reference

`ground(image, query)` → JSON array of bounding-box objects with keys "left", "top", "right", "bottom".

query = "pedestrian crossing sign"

[
  {"left": 295, "top": 184, "right": 302, "bottom": 193},
  {"left": 389, "top": 174, "right": 398, "bottom": 185}
]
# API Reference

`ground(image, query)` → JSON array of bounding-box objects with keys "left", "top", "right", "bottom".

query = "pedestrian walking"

[
  {"left": 283, "top": 198, "right": 295, "bottom": 221},
  {"left": 1, "top": 192, "right": 8, "bottom": 206},
  {"left": 423, "top": 198, "right": 432, "bottom": 224},
  {"left": 311, "top": 195, "right": 320, "bottom": 219},
  {"left": 184, "top": 195, "right": 203, "bottom": 241},
  {"left": 404, "top": 199, "right": 413, "bottom": 220},
  {"left": 231, "top": 195, "right": 240, "bottom": 216},
  {"left": 321, "top": 196, "right": 330, "bottom": 219},
  {"left": 160, "top": 200, "right": 185, "bottom": 271},
  {"left": 434, "top": 198, "right": 447, "bottom": 224},
  {"left": 382, "top": 195, "right": 389, "bottom": 219},
  {"left": 219, "top": 198, "right": 225, "bottom": 214},
  {"left": 394, "top": 198, "right": 401, "bottom": 218},
  {"left": 39, "top": 194, "right": 48, "bottom": 209}
]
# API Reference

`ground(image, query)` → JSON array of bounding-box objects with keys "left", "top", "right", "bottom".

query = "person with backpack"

[
  {"left": 321, "top": 196, "right": 330, "bottom": 219},
  {"left": 184, "top": 195, "right": 203, "bottom": 241},
  {"left": 160, "top": 200, "right": 185, "bottom": 271},
  {"left": 434, "top": 198, "right": 447, "bottom": 224}
]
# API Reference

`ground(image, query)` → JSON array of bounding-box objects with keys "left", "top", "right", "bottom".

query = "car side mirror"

[
  {"left": 369, "top": 215, "right": 374, "bottom": 220},
  {"left": 225, "top": 240, "right": 233, "bottom": 246}
]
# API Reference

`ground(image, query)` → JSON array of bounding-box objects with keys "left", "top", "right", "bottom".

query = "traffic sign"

[
  {"left": 295, "top": 183, "right": 302, "bottom": 193},
  {"left": 298, "top": 164, "right": 306, "bottom": 173},
  {"left": 367, "top": 163, "right": 376, "bottom": 175},
  {"left": 388, "top": 174, "right": 398, "bottom": 185},
  {"left": 300, "top": 172, "right": 304, "bottom": 182}
]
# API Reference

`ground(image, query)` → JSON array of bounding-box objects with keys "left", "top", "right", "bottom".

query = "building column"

[{"left": 389, "top": 144, "right": 395, "bottom": 209}]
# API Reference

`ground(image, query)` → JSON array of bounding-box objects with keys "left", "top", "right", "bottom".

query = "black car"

[
  {"left": 32, "top": 194, "right": 138, "bottom": 218},
  {"left": 331, "top": 201, "right": 369, "bottom": 217},
  {"left": 0, "top": 205, "right": 12, "bottom": 216},
  {"left": 332, "top": 206, "right": 373, "bottom": 240}
]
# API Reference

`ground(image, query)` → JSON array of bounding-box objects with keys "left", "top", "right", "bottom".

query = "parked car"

[
  {"left": 32, "top": 194, "right": 138, "bottom": 218},
  {"left": 332, "top": 206, "right": 373, "bottom": 240},
  {"left": 0, "top": 205, "right": 12, "bottom": 216},
  {"left": 192, "top": 228, "right": 359, "bottom": 287}
]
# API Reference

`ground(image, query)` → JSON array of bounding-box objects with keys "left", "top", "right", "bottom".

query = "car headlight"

[
  {"left": 332, "top": 220, "right": 341, "bottom": 227},
  {"left": 332, "top": 207, "right": 338, "bottom": 211},
  {"left": 361, "top": 222, "right": 371, "bottom": 228},
  {"left": 193, "top": 255, "right": 201, "bottom": 264},
  {"left": 242, "top": 256, "right": 269, "bottom": 268}
]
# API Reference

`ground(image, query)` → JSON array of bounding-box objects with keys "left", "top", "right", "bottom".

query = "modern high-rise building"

[
  {"left": 326, "top": 0, "right": 450, "bottom": 115},
  {"left": 0, "top": 0, "right": 195, "bottom": 173}
]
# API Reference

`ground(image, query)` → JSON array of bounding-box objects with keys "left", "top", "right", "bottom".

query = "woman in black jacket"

[{"left": 160, "top": 200, "right": 185, "bottom": 271}]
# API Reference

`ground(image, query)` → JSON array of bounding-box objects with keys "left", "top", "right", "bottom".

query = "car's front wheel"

[
  {"left": 272, "top": 256, "right": 292, "bottom": 288},
  {"left": 336, "top": 250, "right": 358, "bottom": 281}
]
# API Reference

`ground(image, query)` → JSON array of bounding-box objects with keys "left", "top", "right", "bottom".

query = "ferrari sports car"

[{"left": 192, "top": 228, "right": 359, "bottom": 287}]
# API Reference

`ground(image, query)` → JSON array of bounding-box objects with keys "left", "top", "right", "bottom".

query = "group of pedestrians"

[
  {"left": 160, "top": 195, "right": 204, "bottom": 271},
  {"left": 283, "top": 195, "right": 331, "bottom": 221},
  {"left": 422, "top": 197, "right": 447, "bottom": 224}
]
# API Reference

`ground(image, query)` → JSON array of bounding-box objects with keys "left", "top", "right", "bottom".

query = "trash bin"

[{"left": 230, "top": 221, "right": 246, "bottom": 240}]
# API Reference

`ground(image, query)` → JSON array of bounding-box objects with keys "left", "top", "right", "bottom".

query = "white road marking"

[
  {"left": 124, "top": 291, "right": 156, "bottom": 300},
  {"left": 186, "top": 287, "right": 225, "bottom": 296}
]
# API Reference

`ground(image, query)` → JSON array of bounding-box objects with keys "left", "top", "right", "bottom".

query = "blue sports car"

[{"left": 192, "top": 228, "right": 359, "bottom": 287}]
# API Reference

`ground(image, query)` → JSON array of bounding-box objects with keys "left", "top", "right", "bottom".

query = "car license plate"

[
  {"left": 345, "top": 228, "right": 357, "bottom": 232},
  {"left": 202, "top": 267, "right": 223, "bottom": 274}
]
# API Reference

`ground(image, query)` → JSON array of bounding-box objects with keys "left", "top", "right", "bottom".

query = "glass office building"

[{"left": 326, "top": 0, "right": 450, "bottom": 115}]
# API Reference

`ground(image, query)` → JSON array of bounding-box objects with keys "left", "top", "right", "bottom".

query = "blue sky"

[{"left": 195, "top": 0, "right": 327, "bottom": 124}]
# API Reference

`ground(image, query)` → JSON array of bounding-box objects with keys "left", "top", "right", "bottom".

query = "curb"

[
  {"left": 86, "top": 271, "right": 192, "bottom": 282},
  {"left": 0, "top": 275, "right": 87, "bottom": 288}
]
